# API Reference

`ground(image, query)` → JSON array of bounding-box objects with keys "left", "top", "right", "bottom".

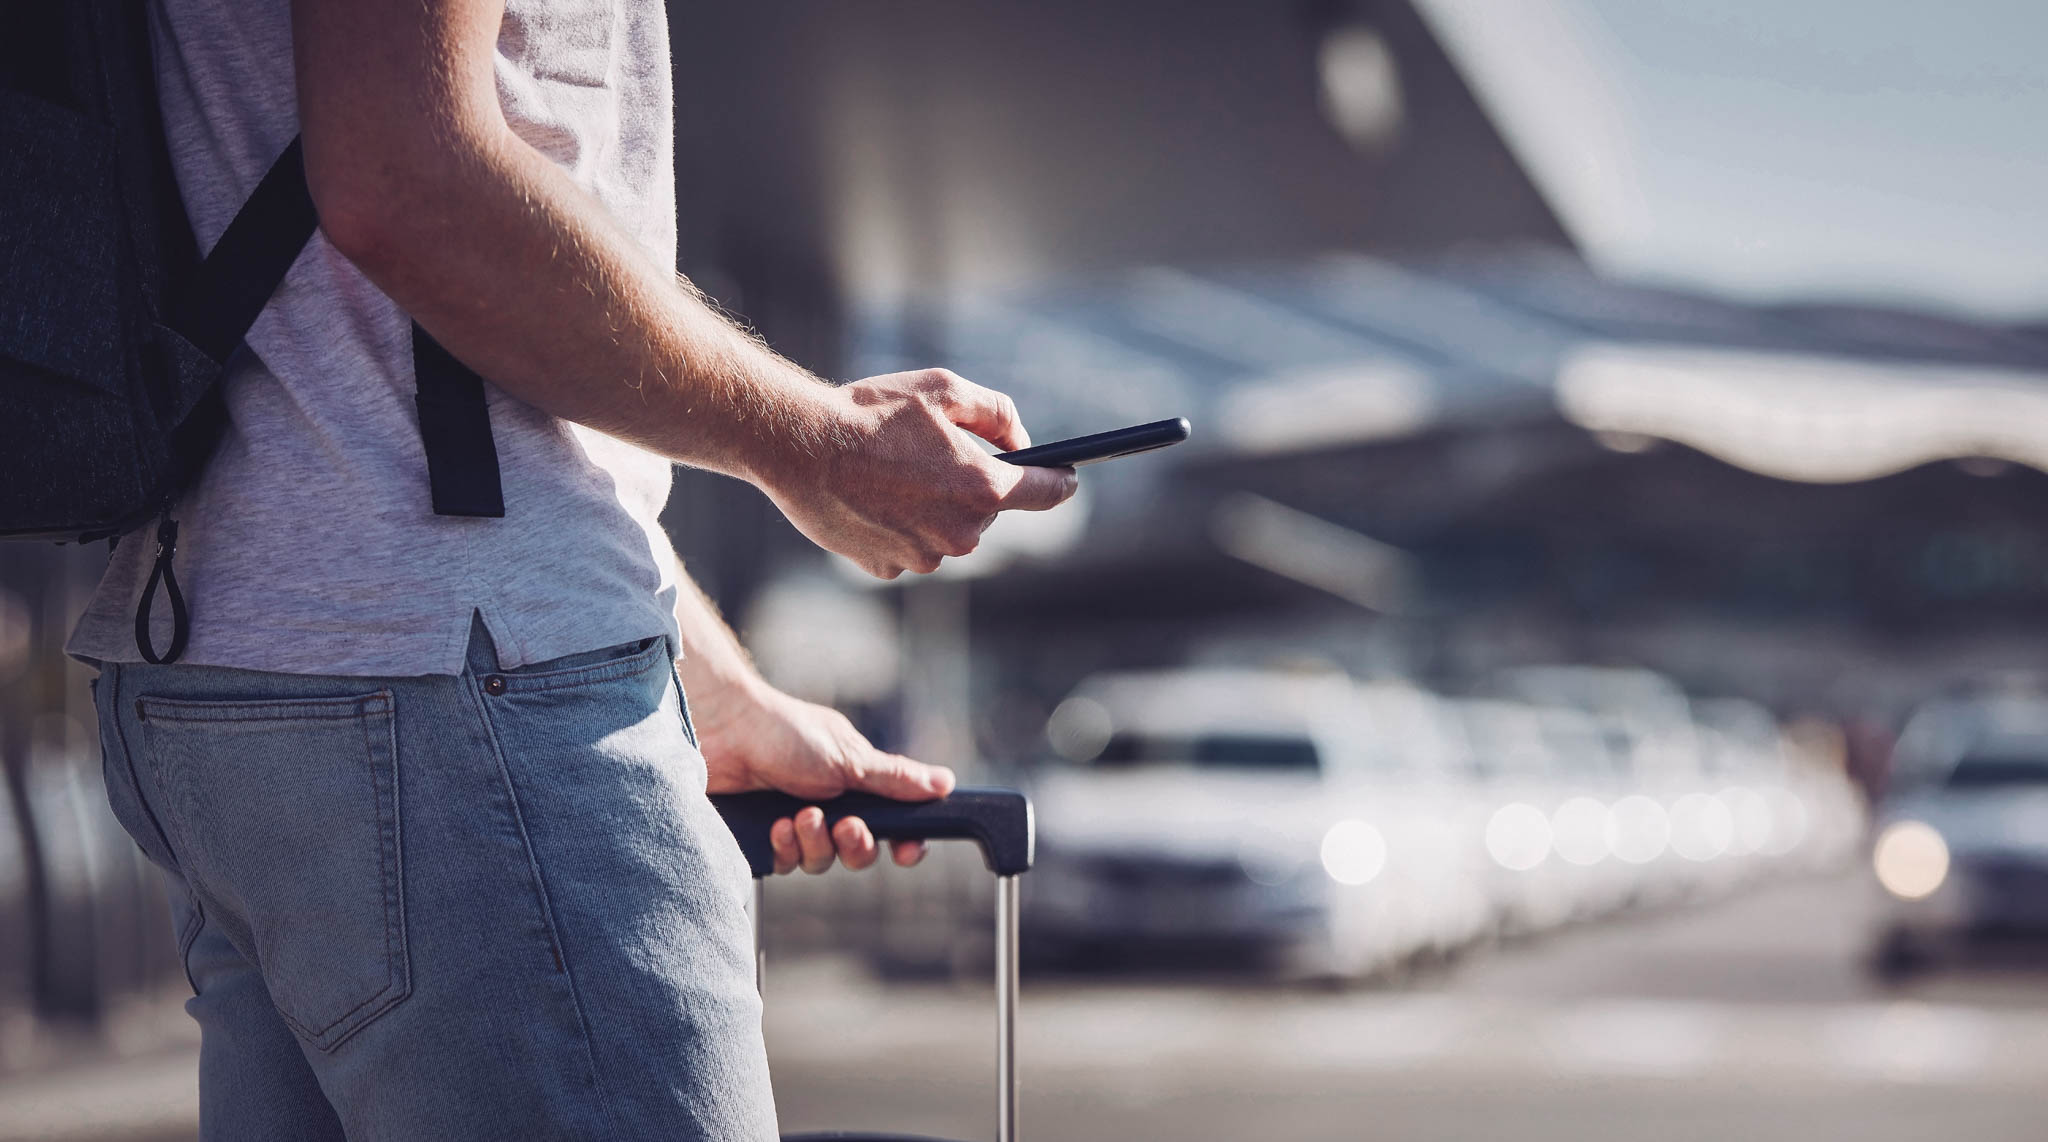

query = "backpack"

[{"left": 1, "top": 0, "right": 504, "bottom": 663}]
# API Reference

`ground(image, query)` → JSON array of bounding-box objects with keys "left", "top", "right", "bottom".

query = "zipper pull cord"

[{"left": 135, "top": 516, "right": 190, "bottom": 665}]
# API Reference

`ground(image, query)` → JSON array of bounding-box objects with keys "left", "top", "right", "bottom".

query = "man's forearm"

[
  {"left": 293, "top": 0, "right": 1079, "bottom": 581},
  {"left": 293, "top": 0, "right": 835, "bottom": 485}
]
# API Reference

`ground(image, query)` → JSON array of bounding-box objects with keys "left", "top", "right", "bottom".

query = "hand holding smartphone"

[{"left": 996, "top": 417, "right": 1190, "bottom": 468}]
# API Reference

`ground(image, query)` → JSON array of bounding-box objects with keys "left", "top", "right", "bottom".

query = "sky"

[{"left": 1413, "top": 0, "right": 2048, "bottom": 321}]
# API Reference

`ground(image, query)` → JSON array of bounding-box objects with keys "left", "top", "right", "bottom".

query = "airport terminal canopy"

[{"left": 852, "top": 250, "right": 2048, "bottom": 640}]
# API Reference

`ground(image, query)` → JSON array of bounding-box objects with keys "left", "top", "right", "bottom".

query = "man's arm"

[
  {"left": 669, "top": 555, "right": 950, "bottom": 875},
  {"left": 291, "top": 0, "right": 1076, "bottom": 578}
]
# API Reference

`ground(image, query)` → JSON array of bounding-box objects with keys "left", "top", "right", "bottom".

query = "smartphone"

[{"left": 996, "top": 417, "right": 1191, "bottom": 468}]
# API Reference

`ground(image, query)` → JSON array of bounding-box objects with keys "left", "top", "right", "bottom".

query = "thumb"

[
  {"left": 851, "top": 749, "right": 956, "bottom": 802},
  {"left": 994, "top": 461, "right": 1078, "bottom": 513}
]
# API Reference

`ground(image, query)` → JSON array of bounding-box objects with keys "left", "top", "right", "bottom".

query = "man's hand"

[
  {"left": 758, "top": 369, "right": 1079, "bottom": 580},
  {"left": 695, "top": 682, "right": 955, "bottom": 875}
]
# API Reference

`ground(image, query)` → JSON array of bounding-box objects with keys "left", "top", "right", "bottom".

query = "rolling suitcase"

[{"left": 713, "top": 788, "right": 1034, "bottom": 1142}]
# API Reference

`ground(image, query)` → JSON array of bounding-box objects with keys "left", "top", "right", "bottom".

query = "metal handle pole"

[
  {"left": 752, "top": 878, "right": 766, "bottom": 996},
  {"left": 996, "top": 874, "right": 1019, "bottom": 1142}
]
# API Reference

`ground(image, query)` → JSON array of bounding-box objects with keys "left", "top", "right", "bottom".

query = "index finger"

[{"left": 937, "top": 378, "right": 1031, "bottom": 452}]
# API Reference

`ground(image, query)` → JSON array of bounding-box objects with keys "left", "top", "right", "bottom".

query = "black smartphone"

[{"left": 996, "top": 417, "right": 1191, "bottom": 468}]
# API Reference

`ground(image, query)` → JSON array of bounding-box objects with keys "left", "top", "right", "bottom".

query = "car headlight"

[
  {"left": 1320, "top": 820, "right": 1387, "bottom": 886},
  {"left": 1485, "top": 802, "right": 1552, "bottom": 871},
  {"left": 1550, "top": 797, "right": 1611, "bottom": 867},
  {"left": 1873, "top": 819, "right": 1949, "bottom": 900},
  {"left": 1238, "top": 829, "right": 1305, "bottom": 887}
]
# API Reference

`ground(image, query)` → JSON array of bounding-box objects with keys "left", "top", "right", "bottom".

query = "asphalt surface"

[{"left": 7, "top": 866, "right": 2048, "bottom": 1141}]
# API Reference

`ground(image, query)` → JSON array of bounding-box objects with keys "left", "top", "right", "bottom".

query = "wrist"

[
  {"left": 687, "top": 660, "right": 780, "bottom": 735},
  {"left": 735, "top": 375, "right": 854, "bottom": 495}
]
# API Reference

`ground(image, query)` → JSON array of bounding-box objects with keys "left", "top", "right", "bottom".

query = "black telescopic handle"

[{"left": 711, "top": 787, "right": 1035, "bottom": 879}]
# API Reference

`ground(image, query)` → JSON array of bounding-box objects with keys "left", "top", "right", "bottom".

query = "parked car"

[
  {"left": 1451, "top": 699, "right": 1600, "bottom": 934},
  {"left": 1492, "top": 667, "right": 1701, "bottom": 905},
  {"left": 1024, "top": 669, "right": 1471, "bottom": 979},
  {"left": 1692, "top": 696, "right": 1860, "bottom": 882},
  {"left": 1869, "top": 695, "right": 2048, "bottom": 978},
  {"left": 1350, "top": 682, "right": 1495, "bottom": 959}
]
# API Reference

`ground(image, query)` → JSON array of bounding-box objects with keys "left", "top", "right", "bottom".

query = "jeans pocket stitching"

[
  {"left": 173, "top": 888, "right": 206, "bottom": 995},
  {"left": 667, "top": 660, "right": 701, "bottom": 751},
  {"left": 283, "top": 700, "right": 410, "bottom": 1049},
  {"left": 366, "top": 700, "right": 410, "bottom": 1027},
  {"left": 141, "top": 689, "right": 410, "bottom": 1051},
  {"left": 98, "top": 668, "right": 181, "bottom": 872},
  {"left": 137, "top": 694, "right": 391, "bottom": 724},
  {"left": 496, "top": 637, "right": 667, "bottom": 694}
]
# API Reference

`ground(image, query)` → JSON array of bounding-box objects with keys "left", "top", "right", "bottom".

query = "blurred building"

[
  {"left": 666, "top": 0, "right": 2048, "bottom": 764},
  {"left": 662, "top": 0, "right": 1568, "bottom": 614}
]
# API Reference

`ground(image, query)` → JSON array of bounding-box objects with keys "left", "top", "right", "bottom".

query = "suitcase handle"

[
  {"left": 721, "top": 786, "right": 1029, "bottom": 1141},
  {"left": 710, "top": 786, "right": 1035, "bottom": 878}
]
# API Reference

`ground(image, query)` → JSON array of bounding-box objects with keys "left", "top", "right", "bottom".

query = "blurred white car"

[
  {"left": 1453, "top": 699, "right": 1610, "bottom": 934},
  {"left": 1525, "top": 703, "right": 1641, "bottom": 918},
  {"left": 1869, "top": 695, "right": 2048, "bottom": 977},
  {"left": 1492, "top": 667, "right": 1815, "bottom": 907},
  {"left": 1692, "top": 697, "right": 1858, "bottom": 881},
  {"left": 1467, "top": 667, "right": 1853, "bottom": 927},
  {"left": 1025, "top": 669, "right": 1482, "bottom": 979},
  {"left": 1491, "top": 667, "right": 1700, "bottom": 906},
  {"left": 1351, "top": 682, "right": 1496, "bottom": 958}
]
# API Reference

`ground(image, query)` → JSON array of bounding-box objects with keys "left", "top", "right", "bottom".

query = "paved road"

[
  {"left": 766, "top": 869, "right": 2048, "bottom": 1141},
  {"left": 7, "top": 867, "right": 2048, "bottom": 1141}
]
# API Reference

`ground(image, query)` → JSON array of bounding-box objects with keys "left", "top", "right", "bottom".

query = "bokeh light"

[
  {"left": 1487, "top": 803, "right": 1553, "bottom": 871},
  {"left": 1606, "top": 796, "right": 1672, "bottom": 865},
  {"left": 1321, "top": 819, "right": 1388, "bottom": 886},
  {"left": 1873, "top": 820, "right": 1950, "bottom": 901}
]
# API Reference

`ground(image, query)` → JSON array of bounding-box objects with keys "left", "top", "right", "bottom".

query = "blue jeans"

[{"left": 92, "top": 618, "right": 778, "bottom": 1140}]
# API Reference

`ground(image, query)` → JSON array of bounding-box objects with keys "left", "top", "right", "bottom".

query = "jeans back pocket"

[{"left": 139, "top": 690, "right": 409, "bottom": 1051}]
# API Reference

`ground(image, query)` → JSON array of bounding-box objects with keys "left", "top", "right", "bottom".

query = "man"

[{"left": 69, "top": 0, "right": 1077, "bottom": 1137}]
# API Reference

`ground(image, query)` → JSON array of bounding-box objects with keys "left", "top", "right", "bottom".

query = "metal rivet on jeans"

[{"left": 483, "top": 675, "right": 507, "bottom": 696}]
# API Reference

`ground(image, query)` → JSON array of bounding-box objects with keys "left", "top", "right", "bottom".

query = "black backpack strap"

[
  {"left": 138, "top": 136, "right": 506, "bottom": 663},
  {"left": 172, "top": 136, "right": 319, "bottom": 363},
  {"left": 412, "top": 325, "right": 505, "bottom": 517},
  {"left": 173, "top": 136, "right": 505, "bottom": 519}
]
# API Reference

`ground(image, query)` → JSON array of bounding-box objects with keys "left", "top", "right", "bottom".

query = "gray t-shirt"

[{"left": 68, "top": 0, "right": 685, "bottom": 676}]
